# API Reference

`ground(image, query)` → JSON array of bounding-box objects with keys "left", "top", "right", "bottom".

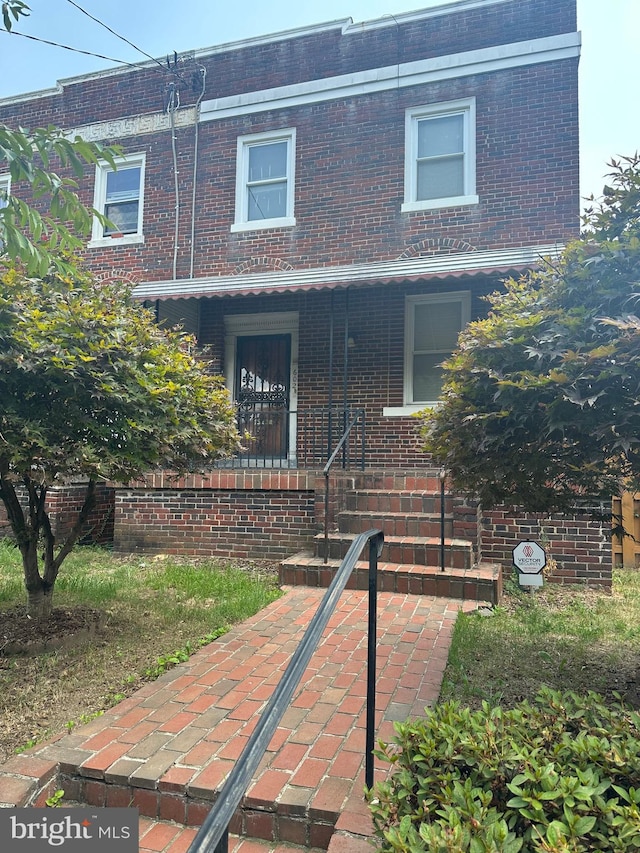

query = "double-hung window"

[
  {"left": 402, "top": 99, "right": 477, "bottom": 212},
  {"left": 90, "top": 154, "right": 145, "bottom": 246},
  {"left": 0, "top": 175, "right": 9, "bottom": 249},
  {"left": 232, "top": 129, "right": 296, "bottom": 231},
  {"left": 404, "top": 292, "right": 470, "bottom": 407},
  {"left": 0, "top": 174, "right": 9, "bottom": 209}
]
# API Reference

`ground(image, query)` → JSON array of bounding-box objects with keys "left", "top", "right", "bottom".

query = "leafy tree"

[
  {"left": 421, "top": 154, "right": 640, "bottom": 514},
  {"left": 1, "top": 2, "right": 119, "bottom": 274},
  {"left": 1, "top": 125, "right": 118, "bottom": 274},
  {"left": 1, "top": 0, "right": 28, "bottom": 31},
  {"left": 0, "top": 260, "right": 241, "bottom": 621}
]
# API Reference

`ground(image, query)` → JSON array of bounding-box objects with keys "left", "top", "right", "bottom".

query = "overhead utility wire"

[
  {"left": 0, "top": 28, "right": 146, "bottom": 69},
  {"left": 64, "top": 0, "right": 172, "bottom": 76}
]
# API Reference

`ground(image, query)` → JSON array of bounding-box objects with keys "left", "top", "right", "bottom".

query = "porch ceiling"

[{"left": 132, "top": 243, "right": 562, "bottom": 301}]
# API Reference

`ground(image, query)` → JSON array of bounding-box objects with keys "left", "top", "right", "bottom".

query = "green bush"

[{"left": 369, "top": 688, "right": 640, "bottom": 852}]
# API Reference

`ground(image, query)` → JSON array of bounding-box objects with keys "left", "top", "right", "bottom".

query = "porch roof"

[{"left": 132, "top": 243, "right": 562, "bottom": 301}]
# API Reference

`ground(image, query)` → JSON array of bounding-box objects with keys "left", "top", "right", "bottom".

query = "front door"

[{"left": 235, "top": 334, "right": 291, "bottom": 460}]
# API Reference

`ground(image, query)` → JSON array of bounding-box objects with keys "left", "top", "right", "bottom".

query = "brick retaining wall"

[
  {"left": 113, "top": 471, "right": 317, "bottom": 561},
  {"left": 480, "top": 504, "right": 612, "bottom": 589},
  {"left": 0, "top": 481, "right": 114, "bottom": 547}
]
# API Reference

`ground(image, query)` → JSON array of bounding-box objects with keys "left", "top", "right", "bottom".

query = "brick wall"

[
  {"left": 0, "top": 482, "right": 115, "bottom": 547},
  {"left": 113, "top": 471, "right": 317, "bottom": 560},
  {"left": 0, "top": 0, "right": 579, "bottom": 286},
  {"left": 1, "top": 472, "right": 611, "bottom": 589},
  {"left": 199, "top": 278, "right": 496, "bottom": 470},
  {"left": 479, "top": 505, "right": 612, "bottom": 589}
]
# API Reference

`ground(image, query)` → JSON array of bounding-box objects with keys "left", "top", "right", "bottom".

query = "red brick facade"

[
  {"left": 1, "top": 0, "right": 607, "bottom": 587},
  {"left": 0, "top": 0, "right": 579, "bottom": 283},
  {"left": 0, "top": 482, "right": 114, "bottom": 547},
  {"left": 114, "top": 472, "right": 316, "bottom": 560},
  {"left": 479, "top": 506, "right": 612, "bottom": 589}
]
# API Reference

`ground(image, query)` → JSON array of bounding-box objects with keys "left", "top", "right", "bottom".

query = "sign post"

[{"left": 512, "top": 540, "right": 546, "bottom": 589}]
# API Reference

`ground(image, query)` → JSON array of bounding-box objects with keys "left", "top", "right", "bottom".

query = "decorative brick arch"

[
  {"left": 94, "top": 269, "right": 141, "bottom": 286},
  {"left": 233, "top": 257, "right": 295, "bottom": 275},
  {"left": 398, "top": 238, "right": 477, "bottom": 259}
]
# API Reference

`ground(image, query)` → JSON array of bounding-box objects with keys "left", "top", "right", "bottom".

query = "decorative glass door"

[{"left": 235, "top": 334, "right": 291, "bottom": 460}]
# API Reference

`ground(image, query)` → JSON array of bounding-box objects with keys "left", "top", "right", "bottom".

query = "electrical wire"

[
  {"left": 3, "top": 4, "right": 190, "bottom": 84},
  {"left": 167, "top": 83, "right": 181, "bottom": 280},
  {"left": 1, "top": 28, "right": 146, "bottom": 69},
  {"left": 189, "top": 65, "right": 207, "bottom": 279},
  {"left": 63, "top": 0, "right": 172, "bottom": 76}
]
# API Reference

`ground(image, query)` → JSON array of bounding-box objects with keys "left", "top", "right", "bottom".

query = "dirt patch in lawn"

[
  {"left": 0, "top": 556, "right": 281, "bottom": 766},
  {"left": 0, "top": 606, "right": 104, "bottom": 655}
]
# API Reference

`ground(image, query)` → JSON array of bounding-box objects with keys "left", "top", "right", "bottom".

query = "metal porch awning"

[{"left": 131, "top": 243, "right": 562, "bottom": 301}]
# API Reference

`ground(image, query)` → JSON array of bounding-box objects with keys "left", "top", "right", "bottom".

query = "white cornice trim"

[
  {"left": 132, "top": 244, "right": 563, "bottom": 300},
  {"left": 68, "top": 107, "right": 197, "bottom": 142},
  {"left": 341, "top": 0, "right": 511, "bottom": 33},
  {"left": 200, "top": 33, "right": 580, "bottom": 122},
  {"left": 0, "top": 0, "right": 511, "bottom": 107}
]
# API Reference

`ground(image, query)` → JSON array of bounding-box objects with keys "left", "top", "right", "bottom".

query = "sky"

[{"left": 0, "top": 0, "right": 638, "bottom": 201}]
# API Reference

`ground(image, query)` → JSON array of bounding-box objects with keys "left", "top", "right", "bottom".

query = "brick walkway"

[{"left": 0, "top": 586, "right": 478, "bottom": 851}]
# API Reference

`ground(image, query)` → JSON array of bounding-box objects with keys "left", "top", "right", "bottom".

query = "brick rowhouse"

[{"left": 2, "top": 0, "right": 610, "bottom": 588}]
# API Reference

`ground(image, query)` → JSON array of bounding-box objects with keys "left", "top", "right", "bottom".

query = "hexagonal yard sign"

[{"left": 513, "top": 540, "right": 546, "bottom": 587}]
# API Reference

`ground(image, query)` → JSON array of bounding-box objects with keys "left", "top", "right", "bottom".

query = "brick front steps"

[
  {"left": 280, "top": 555, "right": 502, "bottom": 605},
  {"left": 290, "top": 470, "right": 503, "bottom": 605},
  {"left": 139, "top": 823, "right": 328, "bottom": 853},
  {"left": 0, "top": 587, "right": 478, "bottom": 850}
]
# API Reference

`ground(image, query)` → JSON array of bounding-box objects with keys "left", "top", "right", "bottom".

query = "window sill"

[
  {"left": 383, "top": 405, "right": 436, "bottom": 417},
  {"left": 88, "top": 234, "right": 145, "bottom": 249},
  {"left": 401, "top": 194, "right": 479, "bottom": 213},
  {"left": 231, "top": 217, "right": 296, "bottom": 233}
]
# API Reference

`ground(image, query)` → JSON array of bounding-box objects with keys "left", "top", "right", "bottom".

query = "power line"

[
  {"left": 1, "top": 27, "right": 146, "bottom": 69},
  {"left": 2, "top": 1, "right": 192, "bottom": 85},
  {"left": 64, "top": 0, "right": 169, "bottom": 74}
]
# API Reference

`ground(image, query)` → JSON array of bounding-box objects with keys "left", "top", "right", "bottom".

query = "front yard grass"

[
  {"left": 440, "top": 568, "right": 640, "bottom": 709},
  {"left": 0, "top": 541, "right": 281, "bottom": 763}
]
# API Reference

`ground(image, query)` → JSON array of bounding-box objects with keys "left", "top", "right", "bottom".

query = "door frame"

[{"left": 224, "top": 312, "right": 299, "bottom": 463}]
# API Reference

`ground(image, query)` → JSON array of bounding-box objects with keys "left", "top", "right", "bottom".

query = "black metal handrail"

[
  {"left": 323, "top": 408, "right": 366, "bottom": 563},
  {"left": 187, "top": 528, "right": 384, "bottom": 853}
]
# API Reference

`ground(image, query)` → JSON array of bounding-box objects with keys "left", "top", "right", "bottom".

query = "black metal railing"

[
  {"left": 218, "top": 406, "right": 366, "bottom": 470},
  {"left": 322, "top": 408, "right": 366, "bottom": 563},
  {"left": 187, "top": 528, "right": 384, "bottom": 853}
]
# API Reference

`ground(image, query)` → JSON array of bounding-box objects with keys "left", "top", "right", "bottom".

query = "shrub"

[{"left": 369, "top": 688, "right": 640, "bottom": 852}]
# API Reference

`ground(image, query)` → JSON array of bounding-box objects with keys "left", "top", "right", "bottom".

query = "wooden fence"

[{"left": 612, "top": 493, "right": 640, "bottom": 568}]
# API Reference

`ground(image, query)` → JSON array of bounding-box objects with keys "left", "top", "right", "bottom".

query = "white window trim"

[
  {"left": 231, "top": 129, "right": 296, "bottom": 232},
  {"left": 401, "top": 98, "right": 478, "bottom": 213},
  {"left": 89, "top": 153, "right": 146, "bottom": 248},
  {"left": 0, "top": 174, "right": 10, "bottom": 207},
  {"left": 384, "top": 291, "right": 471, "bottom": 415}
]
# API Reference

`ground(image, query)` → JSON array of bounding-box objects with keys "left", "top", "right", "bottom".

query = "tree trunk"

[
  {"left": 0, "top": 474, "right": 98, "bottom": 624},
  {"left": 27, "top": 584, "right": 54, "bottom": 622}
]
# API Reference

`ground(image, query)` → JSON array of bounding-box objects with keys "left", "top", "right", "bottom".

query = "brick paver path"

[{"left": 0, "top": 586, "right": 475, "bottom": 851}]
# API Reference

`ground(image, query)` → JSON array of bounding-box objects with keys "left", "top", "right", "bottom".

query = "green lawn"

[
  {"left": 0, "top": 541, "right": 281, "bottom": 762},
  {"left": 441, "top": 570, "right": 640, "bottom": 708}
]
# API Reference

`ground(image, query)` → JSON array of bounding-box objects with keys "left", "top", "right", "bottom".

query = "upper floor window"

[
  {"left": 90, "top": 154, "right": 145, "bottom": 247},
  {"left": 0, "top": 175, "right": 9, "bottom": 249},
  {"left": 404, "top": 292, "right": 471, "bottom": 407},
  {"left": 232, "top": 129, "right": 296, "bottom": 232},
  {"left": 402, "top": 99, "right": 478, "bottom": 213},
  {"left": 0, "top": 174, "right": 9, "bottom": 209}
]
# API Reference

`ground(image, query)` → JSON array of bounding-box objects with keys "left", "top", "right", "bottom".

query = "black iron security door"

[{"left": 235, "top": 334, "right": 291, "bottom": 461}]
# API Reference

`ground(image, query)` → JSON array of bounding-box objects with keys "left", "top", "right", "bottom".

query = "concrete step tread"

[
  {"left": 281, "top": 552, "right": 498, "bottom": 579},
  {"left": 314, "top": 532, "right": 473, "bottom": 548},
  {"left": 339, "top": 509, "right": 447, "bottom": 519}
]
